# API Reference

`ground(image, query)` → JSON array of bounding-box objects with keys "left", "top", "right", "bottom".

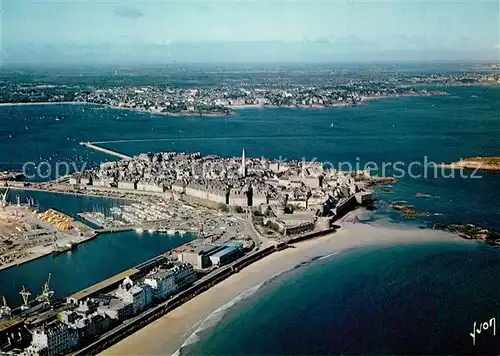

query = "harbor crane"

[
  {"left": 26, "top": 196, "right": 36, "bottom": 208},
  {"left": 0, "top": 295, "right": 11, "bottom": 318},
  {"left": 36, "top": 273, "right": 54, "bottom": 304},
  {"left": 0, "top": 187, "right": 9, "bottom": 209},
  {"left": 19, "top": 286, "right": 31, "bottom": 311}
]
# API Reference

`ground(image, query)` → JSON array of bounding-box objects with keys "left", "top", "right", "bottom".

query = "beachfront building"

[
  {"left": 30, "top": 320, "right": 69, "bottom": 356},
  {"left": 22, "top": 344, "right": 48, "bottom": 356},
  {"left": 115, "top": 277, "right": 148, "bottom": 315},
  {"left": 171, "top": 263, "right": 197, "bottom": 290},
  {"left": 58, "top": 310, "right": 112, "bottom": 349},
  {"left": 144, "top": 270, "right": 177, "bottom": 299},
  {"left": 208, "top": 242, "right": 244, "bottom": 266},
  {"left": 177, "top": 244, "right": 224, "bottom": 269},
  {"left": 97, "top": 300, "right": 133, "bottom": 322},
  {"left": 264, "top": 210, "right": 316, "bottom": 236}
]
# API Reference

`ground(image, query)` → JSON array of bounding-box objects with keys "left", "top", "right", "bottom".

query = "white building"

[
  {"left": 21, "top": 344, "right": 48, "bottom": 356},
  {"left": 144, "top": 270, "right": 176, "bottom": 299},
  {"left": 171, "top": 263, "right": 197, "bottom": 290},
  {"left": 31, "top": 320, "right": 69, "bottom": 356},
  {"left": 97, "top": 300, "right": 133, "bottom": 321},
  {"left": 115, "top": 277, "right": 147, "bottom": 314},
  {"left": 139, "top": 283, "right": 154, "bottom": 307}
]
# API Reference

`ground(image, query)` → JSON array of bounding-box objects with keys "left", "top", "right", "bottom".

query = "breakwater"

[{"left": 79, "top": 142, "right": 132, "bottom": 160}]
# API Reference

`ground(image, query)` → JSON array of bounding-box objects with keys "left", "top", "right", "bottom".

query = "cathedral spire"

[{"left": 240, "top": 148, "right": 247, "bottom": 177}]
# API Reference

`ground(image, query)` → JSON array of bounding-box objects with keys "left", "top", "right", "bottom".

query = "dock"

[
  {"left": 79, "top": 142, "right": 131, "bottom": 160},
  {"left": 93, "top": 226, "right": 135, "bottom": 234}
]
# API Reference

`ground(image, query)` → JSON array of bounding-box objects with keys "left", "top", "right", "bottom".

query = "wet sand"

[{"left": 101, "top": 223, "right": 467, "bottom": 356}]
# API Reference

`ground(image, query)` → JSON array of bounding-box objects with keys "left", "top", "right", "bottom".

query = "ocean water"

[{"left": 186, "top": 242, "right": 500, "bottom": 355}]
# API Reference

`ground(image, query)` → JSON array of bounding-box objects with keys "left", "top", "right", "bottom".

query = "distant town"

[{"left": 0, "top": 67, "right": 498, "bottom": 116}]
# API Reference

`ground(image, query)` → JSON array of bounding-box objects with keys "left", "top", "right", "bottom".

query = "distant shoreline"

[
  {"left": 0, "top": 101, "right": 234, "bottom": 117},
  {"left": 0, "top": 101, "right": 87, "bottom": 107},
  {"left": 407, "top": 82, "right": 500, "bottom": 88},
  {"left": 0, "top": 90, "right": 449, "bottom": 113},
  {"left": 0, "top": 87, "right": 482, "bottom": 117}
]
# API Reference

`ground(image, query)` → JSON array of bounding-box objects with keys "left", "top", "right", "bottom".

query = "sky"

[{"left": 1, "top": 0, "right": 499, "bottom": 64}]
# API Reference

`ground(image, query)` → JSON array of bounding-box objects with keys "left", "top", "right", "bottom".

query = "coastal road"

[{"left": 233, "top": 213, "right": 270, "bottom": 250}]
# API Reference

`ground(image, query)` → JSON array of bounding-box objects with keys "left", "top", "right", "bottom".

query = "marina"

[{"left": 78, "top": 199, "right": 248, "bottom": 239}]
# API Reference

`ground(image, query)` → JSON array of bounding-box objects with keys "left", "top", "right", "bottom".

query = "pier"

[
  {"left": 93, "top": 226, "right": 135, "bottom": 234},
  {"left": 79, "top": 142, "right": 131, "bottom": 160}
]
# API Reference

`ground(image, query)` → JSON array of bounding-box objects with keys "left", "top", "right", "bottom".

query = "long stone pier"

[{"left": 79, "top": 142, "right": 131, "bottom": 160}]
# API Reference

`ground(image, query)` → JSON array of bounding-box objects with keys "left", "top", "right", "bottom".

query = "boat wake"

[{"left": 172, "top": 250, "right": 342, "bottom": 356}]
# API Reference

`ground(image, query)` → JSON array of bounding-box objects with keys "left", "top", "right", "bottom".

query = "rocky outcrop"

[{"left": 440, "top": 157, "right": 500, "bottom": 171}]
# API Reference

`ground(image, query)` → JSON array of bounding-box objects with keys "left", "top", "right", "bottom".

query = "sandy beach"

[{"left": 102, "top": 222, "right": 467, "bottom": 356}]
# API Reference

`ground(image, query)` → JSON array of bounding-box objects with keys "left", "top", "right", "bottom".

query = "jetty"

[{"left": 79, "top": 142, "right": 131, "bottom": 160}]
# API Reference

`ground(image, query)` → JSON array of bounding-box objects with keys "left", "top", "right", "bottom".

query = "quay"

[
  {"left": 79, "top": 142, "right": 132, "bottom": 160},
  {"left": 68, "top": 268, "right": 140, "bottom": 303},
  {"left": 93, "top": 227, "right": 135, "bottom": 234},
  {"left": 0, "top": 230, "right": 98, "bottom": 272},
  {"left": 0, "top": 202, "right": 99, "bottom": 272}
]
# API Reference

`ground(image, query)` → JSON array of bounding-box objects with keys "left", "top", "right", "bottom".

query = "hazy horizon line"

[{"left": 2, "top": 59, "right": 499, "bottom": 69}]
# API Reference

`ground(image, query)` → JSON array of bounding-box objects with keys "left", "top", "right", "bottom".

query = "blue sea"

[{"left": 0, "top": 85, "right": 499, "bottom": 354}]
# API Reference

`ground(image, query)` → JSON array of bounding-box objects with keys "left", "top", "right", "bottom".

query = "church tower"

[{"left": 240, "top": 148, "right": 247, "bottom": 177}]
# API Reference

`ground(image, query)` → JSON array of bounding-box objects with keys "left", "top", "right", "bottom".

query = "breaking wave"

[
  {"left": 317, "top": 251, "right": 340, "bottom": 260},
  {"left": 172, "top": 282, "right": 264, "bottom": 356}
]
